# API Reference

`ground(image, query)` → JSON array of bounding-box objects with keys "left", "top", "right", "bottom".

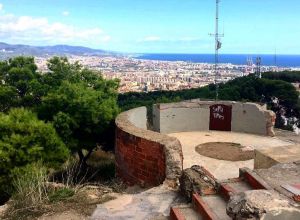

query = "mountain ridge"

[{"left": 0, "top": 42, "right": 117, "bottom": 58}]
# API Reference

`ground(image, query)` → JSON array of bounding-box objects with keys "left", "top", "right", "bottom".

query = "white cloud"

[
  {"left": 0, "top": 11, "right": 110, "bottom": 46},
  {"left": 62, "top": 11, "right": 70, "bottom": 16},
  {"left": 0, "top": 4, "right": 3, "bottom": 11}
]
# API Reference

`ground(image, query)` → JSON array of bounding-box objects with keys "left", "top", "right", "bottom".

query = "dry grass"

[{"left": 3, "top": 150, "right": 124, "bottom": 220}]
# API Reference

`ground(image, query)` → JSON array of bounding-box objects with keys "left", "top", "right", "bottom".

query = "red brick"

[{"left": 135, "top": 146, "right": 143, "bottom": 153}]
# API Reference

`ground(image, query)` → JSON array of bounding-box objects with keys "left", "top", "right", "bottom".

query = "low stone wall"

[
  {"left": 153, "top": 100, "right": 275, "bottom": 136},
  {"left": 115, "top": 107, "right": 183, "bottom": 187}
]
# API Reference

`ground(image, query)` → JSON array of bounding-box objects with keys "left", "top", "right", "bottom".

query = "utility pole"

[{"left": 210, "top": 0, "right": 223, "bottom": 100}]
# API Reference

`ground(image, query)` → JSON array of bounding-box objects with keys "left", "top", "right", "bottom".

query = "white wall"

[
  {"left": 231, "top": 103, "right": 268, "bottom": 135},
  {"left": 154, "top": 102, "right": 210, "bottom": 134},
  {"left": 152, "top": 101, "right": 273, "bottom": 136},
  {"left": 128, "top": 107, "right": 147, "bottom": 130}
]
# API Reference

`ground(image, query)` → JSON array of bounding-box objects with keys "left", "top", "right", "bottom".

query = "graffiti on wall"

[{"left": 209, "top": 104, "right": 232, "bottom": 131}]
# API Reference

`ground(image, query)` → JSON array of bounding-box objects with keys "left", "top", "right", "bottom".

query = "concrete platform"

[
  {"left": 91, "top": 185, "right": 184, "bottom": 220},
  {"left": 255, "top": 163, "right": 300, "bottom": 199},
  {"left": 169, "top": 131, "right": 293, "bottom": 180},
  {"left": 255, "top": 145, "right": 300, "bottom": 169}
]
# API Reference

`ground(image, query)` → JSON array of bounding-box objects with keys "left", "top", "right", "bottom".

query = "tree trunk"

[{"left": 77, "top": 149, "right": 94, "bottom": 169}]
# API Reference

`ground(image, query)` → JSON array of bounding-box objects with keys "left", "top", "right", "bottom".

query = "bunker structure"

[
  {"left": 115, "top": 100, "right": 300, "bottom": 219},
  {"left": 115, "top": 100, "right": 276, "bottom": 187}
]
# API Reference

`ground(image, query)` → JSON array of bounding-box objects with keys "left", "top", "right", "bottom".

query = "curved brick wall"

[{"left": 115, "top": 107, "right": 183, "bottom": 188}]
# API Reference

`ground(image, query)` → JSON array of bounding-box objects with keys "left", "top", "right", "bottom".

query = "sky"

[{"left": 0, "top": 0, "right": 299, "bottom": 54}]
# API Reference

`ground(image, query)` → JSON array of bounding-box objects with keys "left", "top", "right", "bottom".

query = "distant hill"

[{"left": 0, "top": 42, "right": 117, "bottom": 59}]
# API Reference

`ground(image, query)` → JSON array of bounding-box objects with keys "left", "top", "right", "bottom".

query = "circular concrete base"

[
  {"left": 168, "top": 131, "right": 293, "bottom": 180},
  {"left": 195, "top": 142, "right": 254, "bottom": 161}
]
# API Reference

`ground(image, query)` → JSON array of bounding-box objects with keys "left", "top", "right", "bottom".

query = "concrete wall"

[
  {"left": 153, "top": 100, "right": 275, "bottom": 136},
  {"left": 153, "top": 102, "right": 210, "bottom": 133},
  {"left": 115, "top": 107, "right": 183, "bottom": 188},
  {"left": 231, "top": 102, "right": 274, "bottom": 135},
  {"left": 128, "top": 106, "right": 147, "bottom": 130}
]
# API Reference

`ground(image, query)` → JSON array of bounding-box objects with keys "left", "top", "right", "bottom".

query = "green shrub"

[{"left": 0, "top": 108, "right": 69, "bottom": 202}]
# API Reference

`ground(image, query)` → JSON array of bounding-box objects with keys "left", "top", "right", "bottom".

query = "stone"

[
  {"left": 179, "top": 165, "right": 217, "bottom": 202},
  {"left": 226, "top": 190, "right": 297, "bottom": 220},
  {"left": 0, "top": 204, "right": 8, "bottom": 218}
]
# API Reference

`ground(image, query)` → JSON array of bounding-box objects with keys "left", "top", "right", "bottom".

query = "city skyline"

[{"left": 0, "top": 0, "right": 300, "bottom": 54}]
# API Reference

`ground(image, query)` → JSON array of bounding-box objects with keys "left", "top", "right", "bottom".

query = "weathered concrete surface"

[
  {"left": 275, "top": 129, "right": 300, "bottom": 144},
  {"left": 128, "top": 106, "right": 147, "bottom": 130},
  {"left": 91, "top": 185, "right": 184, "bottom": 220},
  {"left": 179, "top": 165, "right": 217, "bottom": 202},
  {"left": 231, "top": 102, "right": 275, "bottom": 136},
  {"left": 255, "top": 145, "right": 300, "bottom": 169},
  {"left": 115, "top": 107, "right": 183, "bottom": 187},
  {"left": 175, "top": 204, "right": 203, "bottom": 220},
  {"left": 255, "top": 163, "right": 300, "bottom": 199},
  {"left": 169, "top": 131, "right": 292, "bottom": 180},
  {"left": 154, "top": 100, "right": 275, "bottom": 136},
  {"left": 153, "top": 102, "right": 210, "bottom": 133},
  {"left": 203, "top": 195, "right": 231, "bottom": 220},
  {"left": 227, "top": 190, "right": 300, "bottom": 220}
]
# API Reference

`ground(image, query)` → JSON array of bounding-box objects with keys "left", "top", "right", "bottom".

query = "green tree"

[
  {"left": 0, "top": 108, "right": 69, "bottom": 199},
  {"left": 38, "top": 57, "right": 119, "bottom": 165},
  {"left": 0, "top": 56, "right": 43, "bottom": 110}
]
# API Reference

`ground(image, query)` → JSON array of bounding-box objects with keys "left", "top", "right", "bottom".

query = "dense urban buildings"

[{"left": 36, "top": 55, "right": 295, "bottom": 93}]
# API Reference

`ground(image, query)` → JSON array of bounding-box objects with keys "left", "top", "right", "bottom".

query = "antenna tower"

[{"left": 210, "top": 0, "right": 223, "bottom": 100}]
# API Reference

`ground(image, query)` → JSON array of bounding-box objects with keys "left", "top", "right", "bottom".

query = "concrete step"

[
  {"left": 200, "top": 195, "right": 231, "bottom": 220},
  {"left": 240, "top": 168, "right": 271, "bottom": 190},
  {"left": 192, "top": 194, "right": 219, "bottom": 220},
  {"left": 227, "top": 179, "right": 252, "bottom": 192},
  {"left": 170, "top": 204, "right": 203, "bottom": 220}
]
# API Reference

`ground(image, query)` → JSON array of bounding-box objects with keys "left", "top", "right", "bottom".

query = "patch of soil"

[{"left": 195, "top": 142, "right": 254, "bottom": 161}]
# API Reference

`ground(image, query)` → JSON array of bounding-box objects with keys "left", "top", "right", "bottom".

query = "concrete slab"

[
  {"left": 227, "top": 181, "right": 253, "bottom": 193},
  {"left": 255, "top": 145, "right": 300, "bottom": 169},
  {"left": 91, "top": 185, "right": 184, "bottom": 220},
  {"left": 176, "top": 205, "right": 203, "bottom": 220},
  {"left": 169, "top": 131, "right": 293, "bottom": 180},
  {"left": 202, "top": 195, "right": 231, "bottom": 220},
  {"left": 255, "top": 163, "right": 300, "bottom": 199}
]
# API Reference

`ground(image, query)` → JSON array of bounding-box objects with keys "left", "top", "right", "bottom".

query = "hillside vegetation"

[{"left": 0, "top": 56, "right": 120, "bottom": 219}]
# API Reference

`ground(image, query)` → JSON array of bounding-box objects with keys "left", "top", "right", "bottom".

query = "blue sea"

[{"left": 136, "top": 54, "right": 300, "bottom": 68}]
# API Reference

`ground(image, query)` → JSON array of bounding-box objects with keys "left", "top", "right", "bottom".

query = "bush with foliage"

[
  {"left": 37, "top": 57, "right": 119, "bottom": 165},
  {"left": 0, "top": 108, "right": 69, "bottom": 199}
]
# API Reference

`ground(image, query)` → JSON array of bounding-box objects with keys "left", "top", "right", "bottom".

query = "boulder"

[
  {"left": 226, "top": 190, "right": 296, "bottom": 220},
  {"left": 179, "top": 165, "right": 217, "bottom": 202}
]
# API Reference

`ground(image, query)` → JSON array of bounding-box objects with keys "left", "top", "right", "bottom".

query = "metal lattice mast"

[{"left": 210, "top": 0, "right": 223, "bottom": 100}]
